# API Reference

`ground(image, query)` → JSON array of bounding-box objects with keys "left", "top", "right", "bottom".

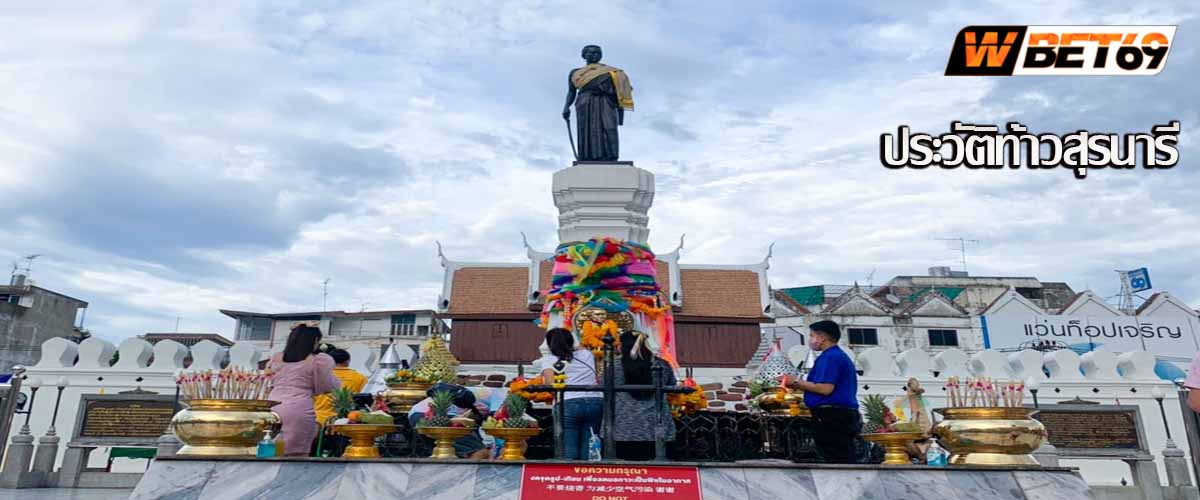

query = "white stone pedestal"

[{"left": 552, "top": 161, "right": 654, "bottom": 244}]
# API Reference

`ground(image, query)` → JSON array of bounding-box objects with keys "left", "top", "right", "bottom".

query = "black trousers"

[
  {"left": 615, "top": 441, "right": 655, "bottom": 461},
  {"left": 810, "top": 406, "right": 863, "bottom": 464}
]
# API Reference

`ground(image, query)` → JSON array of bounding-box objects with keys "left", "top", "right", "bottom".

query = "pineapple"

[
  {"left": 331, "top": 387, "right": 357, "bottom": 420},
  {"left": 861, "top": 394, "right": 888, "bottom": 434},
  {"left": 424, "top": 390, "right": 455, "bottom": 428},
  {"left": 501, "top": 394, "right": 533, "bottom": 428}
]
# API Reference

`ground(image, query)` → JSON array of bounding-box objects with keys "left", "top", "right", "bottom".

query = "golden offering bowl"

[
  {"left": 417, "top": 426, "right": 476, "bottom": 459},
  {"left": 173, "top": 399, "right": 281, "bottom": 457},
  {"left": 933, "top": 407, "right": 1046, "bottom": 466},
  {"left": 753, "top": 389, "right": 811, "bottom": 417},
  {"left": 383, "top": 382, "right": 432, "bottom": 413},
  {"left": 863, "top": 432, "right": 925, "bottom": 465},
  {"left": 327, "top": 424, "right": 397, "bottom": 459},
  {"left": 483, "top": 427, "right": 542, "bottom": 461}
]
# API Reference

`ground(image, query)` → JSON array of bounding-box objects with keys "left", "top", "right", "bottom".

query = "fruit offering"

[
  {"left": 334, "top": 410, "right": 393, "bottom": 426},
  {"left": 385, "top": 369, "right": 431, "bottom": 386},
  {"left": 482, "top": 394, "right": 539, "bottom": 429},
  {"left": 862, "top": 394, "right": 898, "bottom": 434},
  {"left": 416, "top": 390, "right": 457, "bottom": 428},
  {"left": 411, "top": 338, "right": 460, "bottom": 384}
]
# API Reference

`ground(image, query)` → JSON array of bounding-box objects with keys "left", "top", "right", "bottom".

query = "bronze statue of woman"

[{"left": 562, "top": 45, "right": 634, "bottom": 162}]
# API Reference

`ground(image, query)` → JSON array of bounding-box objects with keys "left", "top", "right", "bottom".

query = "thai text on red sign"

[{"left": 520, "top": 464, "right": 702, "bottom": 500}]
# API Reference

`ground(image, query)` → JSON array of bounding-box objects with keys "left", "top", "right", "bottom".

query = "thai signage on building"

[{"left": 983, "top": 314, "right": 1200, "bottom": 358}]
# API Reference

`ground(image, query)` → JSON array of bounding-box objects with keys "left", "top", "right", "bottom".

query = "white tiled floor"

[{"left": 0, "top": 488, "right": 131, "bottom": 499}]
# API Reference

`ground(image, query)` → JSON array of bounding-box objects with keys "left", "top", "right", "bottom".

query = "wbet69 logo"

[{"left": 945, "top": 25, "right": 1175, "bottom": 76}]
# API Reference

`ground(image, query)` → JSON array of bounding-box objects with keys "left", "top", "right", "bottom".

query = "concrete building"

[
  {"left": 219, "top": 308, "right": 447, "bottom": 358},
  {"left": 763, "top": 267, "right": 1078, "bottom": 363},
  {"left": 0, "top": 273, "right": 87, "bottom": 372},
  {"left": 141, "top": 333, "right": 235, "bottom": 348}
]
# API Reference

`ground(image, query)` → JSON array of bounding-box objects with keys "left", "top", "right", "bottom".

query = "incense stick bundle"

[{"left": 175, "top": 367, "right": 275, "bottom": 401}]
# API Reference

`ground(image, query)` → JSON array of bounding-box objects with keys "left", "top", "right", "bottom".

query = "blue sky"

[{"left": 1, "top": 1, "right": 1196, "bottom": 342}]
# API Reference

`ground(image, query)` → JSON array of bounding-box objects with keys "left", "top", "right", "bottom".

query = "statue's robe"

[{"left": 571, "top": 64, "right": 633, "bottom": 161}]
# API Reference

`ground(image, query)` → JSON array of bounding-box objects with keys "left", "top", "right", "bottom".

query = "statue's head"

[{"left": 581, "top": 44, "right": 603, "bottom": 64}]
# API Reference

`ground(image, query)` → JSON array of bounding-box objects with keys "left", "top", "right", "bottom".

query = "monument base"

[
  {"left": 130, "top": 456, "right": 1094, "bottom": 499},
  {"left": 553, "top": 161, "right": 654, "bottom": 244}
]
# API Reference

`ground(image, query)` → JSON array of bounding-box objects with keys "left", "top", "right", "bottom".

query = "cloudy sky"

[{"left": 1, "top": 1, "right": 1196, "bottom": 342}]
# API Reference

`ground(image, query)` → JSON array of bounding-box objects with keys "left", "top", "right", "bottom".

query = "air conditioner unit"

[{"left": 17, "top": 296, "right": 33, "bottom": 308}]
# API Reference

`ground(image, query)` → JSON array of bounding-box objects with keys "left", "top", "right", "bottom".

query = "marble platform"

[{"left": 130, "top": 456, "right": 1093, "bottom": 500}]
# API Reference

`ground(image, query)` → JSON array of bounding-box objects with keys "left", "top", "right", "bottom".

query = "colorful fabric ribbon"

[{"left": 538, "top": 237, "right": 677, "bottom": 368}]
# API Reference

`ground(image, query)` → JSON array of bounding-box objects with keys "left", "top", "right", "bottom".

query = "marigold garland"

[
  {"left": 668, "top": 377, "right": 707, "bottom": 417},
  {"left": 508, "top": 375, "right": 554, "bottom": 404},
  {"left": 580, "top": 320, "right": 621, "bottom": 358}
]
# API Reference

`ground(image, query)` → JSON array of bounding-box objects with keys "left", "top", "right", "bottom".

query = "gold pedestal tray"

[
  {"left": 327, "top": 424, "right": 397, "bottom": 459},
  {"left": 753, "top": 389, "right": 811, "bottom": 417},
  {"left": 863, "top": 432, "right": 924, "bottom": 465},
  {"left": 173, "top": 399, "right": 281, "bottom": 456},
  {"left": 417, "top": 426, "right": 476, "bottom": 459},
  {"left": 383, "top": 382, "right": 431, "bottom": 413},
  {"left": 483, "top": 427, "right": 542, "bottom": 461},
  {"left": 933, "top": 407, "right": 1046, "bottom": 466}
]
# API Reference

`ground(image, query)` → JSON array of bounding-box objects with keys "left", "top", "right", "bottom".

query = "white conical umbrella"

[
  {"left": 362, "top": 342, "right": 403, "bottom": 395},
  {"left": 753, "top": 338, "right": 799, "bottom": 383}
]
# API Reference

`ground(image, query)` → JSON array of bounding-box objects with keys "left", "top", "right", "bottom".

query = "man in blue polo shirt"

[{"left": 788, "top": 320, "right": 861, "bottom": 463}]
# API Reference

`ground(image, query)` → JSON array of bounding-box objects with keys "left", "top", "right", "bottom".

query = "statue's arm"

[
  {"left": 618, "top": 107, "right": 624, "bottom": 126},
  {"left": 562, "top": 70, "right": 577, "bottom": 119}
]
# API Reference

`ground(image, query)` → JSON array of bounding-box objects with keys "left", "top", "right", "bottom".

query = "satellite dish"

[{"left": 884, "top": 294, "right": 900, "bottom": 304}]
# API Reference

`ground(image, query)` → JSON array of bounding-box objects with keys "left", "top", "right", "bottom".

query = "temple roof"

[{"left": 443, "top": 260, "right": 769, "bottom": 321}]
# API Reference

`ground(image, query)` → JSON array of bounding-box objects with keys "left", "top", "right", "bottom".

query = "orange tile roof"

[
  {"left": 677, "top": 269, "right": 764, "bottom": 318},
  {"left": 449, "top": 267, "right": 530, "bottom": 315}
]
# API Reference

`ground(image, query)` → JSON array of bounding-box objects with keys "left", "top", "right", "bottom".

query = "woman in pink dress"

[{"left": 267, "top": 325, "right": 341, "bottom": 456}]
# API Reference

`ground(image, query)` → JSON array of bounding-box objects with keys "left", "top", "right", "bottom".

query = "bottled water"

[
  {"left": 926, "top": 437, "right": 948, "bottom": 467},
  {"left": 256, "top": 430, "right": 276, "bottom": 459},
  {"left": 588, "top": 430, "right": 603, "bottom": 461}
]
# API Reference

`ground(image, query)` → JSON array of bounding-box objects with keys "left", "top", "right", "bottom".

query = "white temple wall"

[{"left": 6, "top": 337, "right": 1195, "bottom": 487}]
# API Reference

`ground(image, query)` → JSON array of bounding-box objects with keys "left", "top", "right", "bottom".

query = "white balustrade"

[
  {"left": 932, "top": 348, "right": 970, "bottom": 378},
  {"left": 856, "top": 347, "right": 896, "bottom": 377},
  {"left": 113, "top": 338, "right": 153, "bottom": 369},
  {"left": 895, "top": 349, "right": 932, "bottom": 378},
  {"left": 75, "top": 338, "right": 115, "bottom": 369}
]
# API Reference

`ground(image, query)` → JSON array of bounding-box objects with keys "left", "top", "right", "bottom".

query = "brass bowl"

[
  {"left": 173, "top": 399, "right": 281, "bottom": 456},
  {"left": 932, "top": 407, "right": 1046, "bottom": 466},
  {"left": 863, "top": 432, "right": 925, "bottom": 465},
  {"left": 384, "top": 382, "right": 431, "bottom": 413},
  {"left": 416, "top": 426, "right": 476, "bottom": 459},
  {"left": 753, "top": 389, "right": 811, "bottom": 417},
  {"left": 328, "top": 424, "right": 397, "bottom": 459},
  {"left": 483, "top": 427, "right": 542, "bottom": 461}
]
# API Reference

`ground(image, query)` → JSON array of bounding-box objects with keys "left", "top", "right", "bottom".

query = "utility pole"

[
  {"left": 322, "top": 278, "right": 331, "bottom": 312},
  {"left": 1115, "top": 270, "right": 1135, "bottom": 315},
  {"left": 20, "top": 254, "right": 42, "bottom": 277},
  {"left": 935, "top": 238, "right": 980, "bottom": 273}
]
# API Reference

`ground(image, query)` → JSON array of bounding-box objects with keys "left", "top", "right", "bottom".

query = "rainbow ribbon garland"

[{"left": 538, "top": 237, "right": 678, "bottom": 368}]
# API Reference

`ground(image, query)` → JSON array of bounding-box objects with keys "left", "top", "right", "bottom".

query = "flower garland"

[
  {"left": 667, "top": 377, "right": 707, "bottom": 416},
  {"left": 580, "top": 320, "right": 621, "bottom": 357},
  {"left": 508, "top": 375, "right": 554, "bottom": 404}
]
